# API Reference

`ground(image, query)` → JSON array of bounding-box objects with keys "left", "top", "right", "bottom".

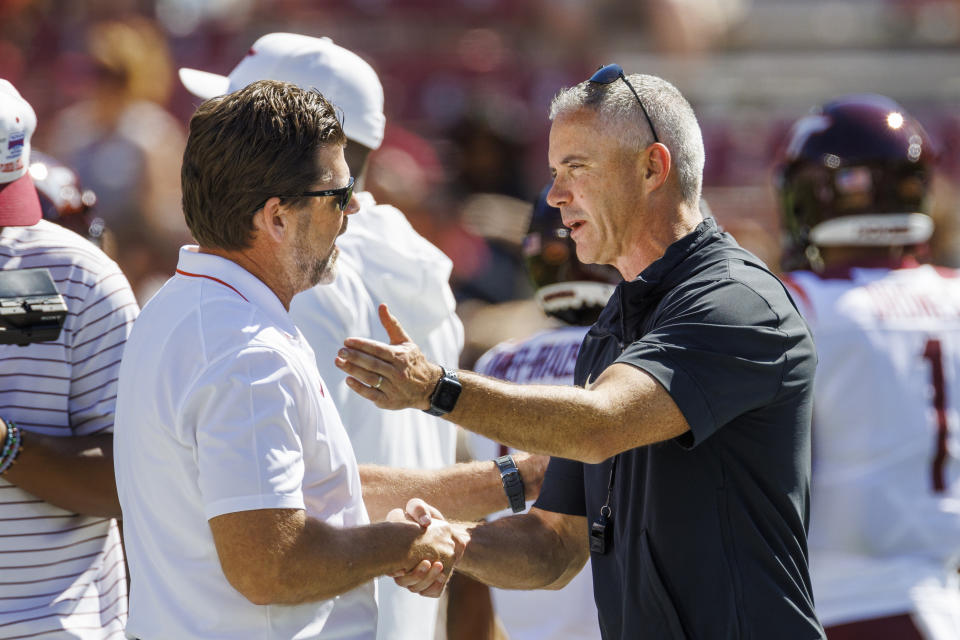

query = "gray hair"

[{"left": 549, "top": 73, "right": 705, "bottom": 206}]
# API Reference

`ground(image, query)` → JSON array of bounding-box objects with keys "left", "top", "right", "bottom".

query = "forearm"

[
  {"left": 361, "top": 461, "right": 507, "bottom": 522},
  {"left": 447, "top": 373, "right": 607, "bottom": 461},
  {"left": 212, "top": 503, "right": 466, "bottom": 606},
  {"left": 2, "top": 431, "right": 119, "bottom": 518},
  {"left": 273, "top": 518, "right": 427, "bottom": 604},
  {"left": 456, "top": 510, "right": 587, "bottom": 590},
  {"left": 338, "top": 308, "right": 686, "bottom": 462},
  {"left": 212, "top": 509, "right": 436, "bottom": 605},
  {"left": 360, "top": 451, "right": 547, "bottom": 523}
]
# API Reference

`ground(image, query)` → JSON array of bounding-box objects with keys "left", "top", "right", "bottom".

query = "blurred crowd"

[{"left": 3, "top": 0, "right": 960, "bottom": 354}]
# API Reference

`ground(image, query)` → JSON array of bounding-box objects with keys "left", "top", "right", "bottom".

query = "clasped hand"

[{"left": 386, "top": 498, "right": 467, "bottom": 598}]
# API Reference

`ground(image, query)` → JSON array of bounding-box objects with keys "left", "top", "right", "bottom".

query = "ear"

[
  {"left": 642, "top": 142, "right": 672, "bottom": 193},
  {"left": 252, "top": 196, "right": 291, "bottom": 245}
]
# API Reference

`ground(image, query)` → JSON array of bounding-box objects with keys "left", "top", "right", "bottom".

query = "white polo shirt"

[
  {"left": 290, "top": 192, "right": 463, "bottom": 640},
  {"left": 114, "top": 246, "right": 375, "bottom": 640}
]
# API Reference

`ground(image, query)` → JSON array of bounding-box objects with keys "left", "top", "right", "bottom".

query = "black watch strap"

[{"left": 494, "top": 454, "right": 526, "bottom": 513}]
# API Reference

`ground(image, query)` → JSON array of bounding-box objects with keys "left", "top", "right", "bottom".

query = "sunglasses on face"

[
  {"left": 279, "top": 176, "right": 355, "bottom": 212},
  {"left": 588, "top": 63, "right": 660, "bottom": 144}
]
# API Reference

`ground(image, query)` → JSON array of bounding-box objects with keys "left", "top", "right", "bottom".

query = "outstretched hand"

[{"left": 335, "top": 304, "right": 443, "bottom": 411}]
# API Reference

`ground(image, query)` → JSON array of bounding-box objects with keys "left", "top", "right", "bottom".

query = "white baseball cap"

[
  {"left": 0, "top": 79, "right": 41, "bottom": 226},
  {"left": 179, "top": 33, "right": 386, "bottom": 150}
]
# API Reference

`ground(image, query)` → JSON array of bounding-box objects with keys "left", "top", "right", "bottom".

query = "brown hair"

[{"left": 181, "top": 79, "right": 346, "bottom": 250}]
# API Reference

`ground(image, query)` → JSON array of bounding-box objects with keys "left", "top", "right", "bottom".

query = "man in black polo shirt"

[{"left": 336, "top": 66, "right": 825, "bottom": 639}]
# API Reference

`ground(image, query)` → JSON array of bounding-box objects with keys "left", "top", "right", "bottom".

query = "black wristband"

[{"left": 494, "top": 454, "right": 526, "bottom": 513}]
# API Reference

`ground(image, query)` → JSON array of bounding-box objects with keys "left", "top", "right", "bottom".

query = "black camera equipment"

[{"left": 0, "top": 269, "right": 68, "bottom": 346}]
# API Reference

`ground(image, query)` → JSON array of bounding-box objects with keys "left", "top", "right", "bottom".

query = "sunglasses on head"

[
  {"left": 279, "top": 176, "right": 355, "bottom": 212},
  {"left": 588, "top": 63, "right": 659, "bottom": 144}
]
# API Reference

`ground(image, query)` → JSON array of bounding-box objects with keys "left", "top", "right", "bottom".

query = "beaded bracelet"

[
  {"left": 0, "top": 421, "right": 15, "bottom": 459},
  {"left": 0, "top": 421, "right": 23, "bottom": 476}
]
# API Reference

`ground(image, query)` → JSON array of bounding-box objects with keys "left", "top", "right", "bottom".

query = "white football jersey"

[
  {"left": 786, "top": 263, "right": 960, "bottom": 633},
  {"left": 471, "top": 324, "right": 601, "bottom": 640}
]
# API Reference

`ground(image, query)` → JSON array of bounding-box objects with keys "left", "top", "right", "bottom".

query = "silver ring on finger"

[{"left": 373, "top": 375, "right": 383, "bottom": 390}]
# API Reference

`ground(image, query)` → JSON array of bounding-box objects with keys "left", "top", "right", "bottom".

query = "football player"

[{"left": 777, "top": 94, "right": 960, "bottom": 640}]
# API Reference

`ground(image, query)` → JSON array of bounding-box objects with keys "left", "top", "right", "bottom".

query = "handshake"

[{"left": 386, "top": 498, "right": 469, "bottom": 598}]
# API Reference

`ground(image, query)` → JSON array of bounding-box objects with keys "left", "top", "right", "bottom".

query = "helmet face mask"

[
  {"left": 524, "top": 185, "right": 621, "bottom": 326},
  {"left": 775, "top": 94, "right": 935, "bottom": 271}
]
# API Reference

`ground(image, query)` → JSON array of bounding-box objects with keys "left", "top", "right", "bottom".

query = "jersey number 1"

[{"left": 923, "top": 338, "right": 950, "bottom": 493}]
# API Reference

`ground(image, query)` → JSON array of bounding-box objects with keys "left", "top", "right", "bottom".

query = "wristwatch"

[
  {"left": 424, "top": 367, "right": 462, "bottom": 416},
  {"left": 495, "top": 454, "right": 526, "bottom": 513}
]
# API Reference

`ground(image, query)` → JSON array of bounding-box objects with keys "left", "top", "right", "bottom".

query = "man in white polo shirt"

[
  {"left": 179, "top": 32, "right": 469, "bottom": 520},
  {"left": 178, "top": 33, "right": 546, "bottom": 639},
  {"left": 113, "top": 79, "right": 463, "bottom": 640}
]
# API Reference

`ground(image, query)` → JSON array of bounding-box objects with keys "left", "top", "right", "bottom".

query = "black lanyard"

[{"left": 589, "top": 454, "right": 618, "bottom": 554}]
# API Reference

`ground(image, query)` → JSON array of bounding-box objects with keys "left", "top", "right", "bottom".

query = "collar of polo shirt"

[{"left": 177, "top": 246, "right": 299, "bottom": 338}]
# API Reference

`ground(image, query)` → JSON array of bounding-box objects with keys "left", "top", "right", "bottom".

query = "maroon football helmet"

[
  {"left": 523, "top": 184, "right": 622, "bottom": 325},
  {"left": 775, "top": 94, "right": 935, "bottom": 270},
  {"left": 29, "top": 151, "right": 108, "bottom": 248}
]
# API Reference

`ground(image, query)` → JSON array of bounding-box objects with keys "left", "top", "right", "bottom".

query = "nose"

[
  {"left": 344, "top": 193, "right": 360, "bottom": 216},
  {"left": 546, "top": 179, "right": 568, "bottom": 208}
]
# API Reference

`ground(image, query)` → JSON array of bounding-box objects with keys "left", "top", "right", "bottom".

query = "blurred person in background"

[
  {"left": 446, "top": 110, "right": 529, "bottom": 202},
  {"left": 43, "top": 17, "right": 190, "bottom": 302},
  {"left": 451, "top": 184, "right": 619, "bottom": 640},
  {"left": 778, "top": 94, "right": 960, "bottom": 640},
  {"left": 446, "top": 111, "right": 533, "bottom": 305},
  {"left": 30, "top": 150, "right": 114, "bottom": 254},
  {"left": 0, "top": 79, "right": 138, "bottom": 637},
  {"left": 178, "top": 33, "right": 546, "bottom": 640}
]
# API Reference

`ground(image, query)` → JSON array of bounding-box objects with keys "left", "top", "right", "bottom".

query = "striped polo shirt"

[{"left": 0, "top": 219, "right": 138, "bottom": 638}]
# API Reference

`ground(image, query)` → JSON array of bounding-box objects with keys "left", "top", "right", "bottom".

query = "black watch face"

[{"left": 432, "top": 377, "right": 462, "bottom": 413}]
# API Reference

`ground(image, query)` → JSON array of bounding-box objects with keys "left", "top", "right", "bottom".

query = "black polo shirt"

[{"left": 535, "top": 218, "right": 824, "bottom": 639}]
